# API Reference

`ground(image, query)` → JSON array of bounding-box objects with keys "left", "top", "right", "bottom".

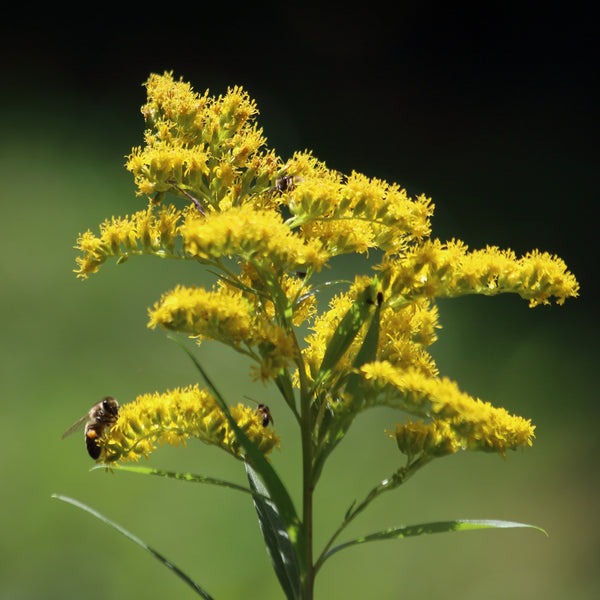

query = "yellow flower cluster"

[
  {"left": 74, "top": 72, "right": 579, "bottom": 466},
  {"left": 148, "top": 284, "right": 297, "bottom": 380},
  {"left": 389, "top": 418, "right": 461, "bottom": 460},
  {"left": 148, "top": 284, "right": 254, "bottom": 341},
  {"left": 180, "top": 203, "right": 329, "bottom": 271},
  {"left": 361, "top": 361, "right": 535, "bottom": 456},
  {"left": 126, "top": 72, "right": 279, "bottom": 207},
  {"left": 75, "top": 204, "right": 183, "bottom": 278},
  {"left": 380, "top": 240, "right": 579, "bottom": 308},
  {"left": 297, "top": 170, "right": 433, "bottom": 255},
  {"left": 98, "top": 385, "right": 280, "bottom": 464}
]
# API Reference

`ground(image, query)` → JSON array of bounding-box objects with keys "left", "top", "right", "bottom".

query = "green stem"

[
  {"left": 294, "top": 336, "right": 315, "bottom": 599},
  {"left": 300, "top": 387, "right": 314, "bottom": 600},
  {"left": 314, "top": 455, "right": 432, "bottom": 574}
]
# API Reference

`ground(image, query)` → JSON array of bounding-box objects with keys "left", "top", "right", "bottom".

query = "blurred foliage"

[{"left": 0, "top": 93, "right": 597, "bottom": 600}]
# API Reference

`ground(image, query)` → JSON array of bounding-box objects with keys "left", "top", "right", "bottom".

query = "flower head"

[
  {"left": 389, "top": 418, "right": 461, "bottom": 460},
  {"left": 125, "top": 71, "right": 278, "bottom": 210},
  {"left": 360, "top": 361, "right": 535, "bottom": 456},
  {"left": 98, "top": 385, "right": 280, "bottom": 464},
  {"left": 147, "top": 284, "right": 298, "bottom": 380},
  {"left": 180, "top": 203, "right": 329, "bottom": 272},
  {"left": 74, "top": 203, "right": 184, "bottom": 278}
]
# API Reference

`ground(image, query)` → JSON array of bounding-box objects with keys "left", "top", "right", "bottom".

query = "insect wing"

[{"left": 61, "top": 414, "right": 88, "bottom": 439}]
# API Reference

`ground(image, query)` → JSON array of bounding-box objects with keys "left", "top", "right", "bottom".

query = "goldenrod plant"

[{"left": 54, "top": 72, "right": 579, "bottom": 600}]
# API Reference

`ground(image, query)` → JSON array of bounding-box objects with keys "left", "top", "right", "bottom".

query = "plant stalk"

[{"left": 295, "top": 344, "right": 315, "bottom": 599}]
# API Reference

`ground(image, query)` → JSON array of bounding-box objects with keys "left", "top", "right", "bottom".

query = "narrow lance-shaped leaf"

[
  {"left": 312, "top": 290, "right": 383, "bottom": 483},
  {"left": 51, "top": 494, "right": 215, "bottom": 600},
  {"left": 169, "top": 335, "right": 306, "bottom": 571},
  {"left": 246, "top": 463, "right": 302, "bottom": 600},
  {"left": 95, "top": 464, "right": 270, "bottom": 501},
  {"left": 344, "top": 289, "right": 383, "bottom": 398},
  {"left": 318, "top": 519, "right": 548, "bottom": 569},
  {"left": 274, "top": 369, "right": 299, "bottom": 418},
  {"left": 295, "top": 279, "right": 351, "bottom": 306},
  {"left": 313, "top": 278, "right": 379, "bottom": 389}
]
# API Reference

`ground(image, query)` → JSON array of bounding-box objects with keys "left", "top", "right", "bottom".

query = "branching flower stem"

[{"left": 315, "top": 455, "right": 433, "bottom": 574}]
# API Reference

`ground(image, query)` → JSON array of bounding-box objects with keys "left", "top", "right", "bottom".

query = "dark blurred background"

[{"left": 1, "top": 4, "right": 597, "bottom": 599}]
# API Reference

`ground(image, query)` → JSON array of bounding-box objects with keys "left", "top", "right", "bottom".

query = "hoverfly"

[{"left": 62, "top": 397, "right": 119, "bottom": 459}]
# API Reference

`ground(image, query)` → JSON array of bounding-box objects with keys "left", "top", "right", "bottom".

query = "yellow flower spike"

[
  {"left": 181, "top": 204, "right": 329, "bottom": 272},
  {"left": 74, "top": 203, "right": 185, "bottom": 278},
  {"left": 339, "top": 173, "right": 433, "bottom": 245},
  {"left": 127, "top": 73, "right": 273, "bottom": 208},
  {"left": 148, "top": 285, "right": 254, "bottom": 344},
  {"left": 148, "top": 285, "right": 297, "bottom": 379},
  {"left": 277, "top": 150, "right": 337, "bottom": 188},
  {"left": 360, "top": 361, "right": 535, "bottom": 456},
  {"left": 214, "top": 86, "right": 256, "bottom": 131},
  {"left": 301, "top": 219, "right": 376, "bottom": 256},
  {"left": 99, "top": 385, "right": 280, "bottom": 464},
  {"left": 381, "top": 239, "right": 579, "bottom": 307},
  {"left": 516, "top": 250, "right": 580, "bottom": 306},
  {"left": 285, "top": 176, "right": 344, "bottom": 222}
]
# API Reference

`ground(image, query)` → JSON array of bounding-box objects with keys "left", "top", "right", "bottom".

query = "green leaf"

[
  {"left": 51, "top": 494, "right": 215, "bottom": 599},
  {"left": 350, "top": 291, "right": 382, "bottom": 369},
  {"left": 209, "top": 270, "right": 270, "bottom": 301},
  {"left": 169, "top": 335, "right": 306, "bottom": 569},
  {"left": 274, "top": 369, "right": 299, "bottom": 418},
  {"left": 261, "top": 269, "right": 294, "bottom": 325},
  {"left": 313, "top": 279, "right": 379, "bottom": 389},
  {"left": 295, "top": 279, "right": 351, "bottom": 305},
  {"left": 318, "top": 519, "right": 547, "bottom": 568},
  {"left": 312, "top": 290, "right": 383, "bottom": 483},
  {"left": 93, "top": 464, "right": 270, "bottom": 501},
  {"left": 246, "top": 463, "right": 302, "bottom": 600}
]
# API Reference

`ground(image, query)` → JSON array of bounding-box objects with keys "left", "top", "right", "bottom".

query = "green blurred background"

[{"left": 1, "top": 4, "right": 597, "bottom": 599}]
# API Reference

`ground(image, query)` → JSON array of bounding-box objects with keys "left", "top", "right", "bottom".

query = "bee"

[
  {"left": 256, "top": 403, "right": 274, "bottom": 428},
  {"left": 244, "top": 396, "right": 274, "bottom": 427},
  {"left": 274, "top": 174, "right": 298, "bottom": 193},
  {"left": 62, "top": 397, "right": 119, "bottom": 459},
  {"left": 267, "top": 174, "right": 303, "bottom": 195}
]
